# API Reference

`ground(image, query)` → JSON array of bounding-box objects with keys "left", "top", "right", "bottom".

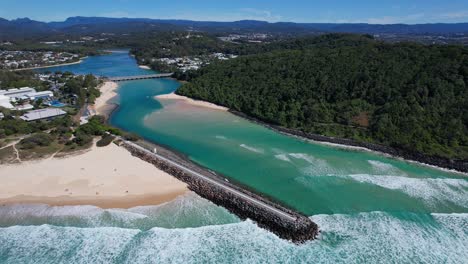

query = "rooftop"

[{"left": 20, "top": 108, "right": 66, "bottom": 122}]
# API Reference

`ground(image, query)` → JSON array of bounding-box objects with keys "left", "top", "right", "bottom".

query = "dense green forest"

[
  {"left": 132, "top": 32, "right": 374, "bottom": 80},
  {"left": 0, "top": 70, "right": 46, "bottom": 89},
  {"left": 178, "top": 36, "right": 468, "bottom": 160}
]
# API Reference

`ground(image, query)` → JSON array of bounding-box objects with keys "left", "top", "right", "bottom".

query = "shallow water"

[{"left": 4, "top": 51, "right": 464, "bottom": 263}]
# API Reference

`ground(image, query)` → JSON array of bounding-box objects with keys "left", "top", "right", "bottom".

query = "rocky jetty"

[{"left": 122, "top": 142, "right": 319, "bottom": 243}]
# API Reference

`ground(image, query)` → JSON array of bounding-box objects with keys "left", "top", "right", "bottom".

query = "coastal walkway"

[
  {"left": 122, "top": 139, "right": 297, "bottom": 221},
  {"left": 107, "top": 73, "right": 173, "bottom": 82}
]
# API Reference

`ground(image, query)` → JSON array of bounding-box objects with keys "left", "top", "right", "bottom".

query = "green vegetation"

[
  {"left": 0, "top": 41, "right": 102, "bottom": 57},
  {"left": 178, "top": 35, "right": 468, "bottom": 160},
  {"left": 0, "top": 70, "right": 46, "bottom": 89},
  {"left": 131, "top": 32, "right": 238, "bottom": 62},
  {"left": 132, "top": 33, "right": 378, "bottom": 82},
  {"left": 96, "top": 134, "right": 115, "bottom": 147},
  {"left": 62, "top": 73, "right": 101, "bottom": 106},
  {"left": 18, "top": 132, "right": 54, "bottom": 149}
]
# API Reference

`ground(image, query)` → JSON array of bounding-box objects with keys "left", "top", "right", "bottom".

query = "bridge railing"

[{"left": 106, "top": 73, "right": 174, "bottom": 81}]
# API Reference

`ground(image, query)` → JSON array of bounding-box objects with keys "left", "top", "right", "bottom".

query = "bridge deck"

[{"left": 108, "top": 73, "right": 173, "bottom": 82}]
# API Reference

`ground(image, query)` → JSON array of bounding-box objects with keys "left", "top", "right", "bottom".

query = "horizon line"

[{"left": 4, "top": 16, "right": 468, "bottom": 26}]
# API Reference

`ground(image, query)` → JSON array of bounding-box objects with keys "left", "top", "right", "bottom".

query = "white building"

[
  {"left": 0, "top": 94, "right": 13, "bottom": 109},
  {"left": 25, "top": 91, "right": 53, "bottom": 100},
  {"left": 14, "top": 104, "right": 34, "bottom": 111},
  {"left": 20, "top": 108, "right": 66, "bottom": 122},
  {"left": 0, "top": 87, "right": 36, "bottom": 100}
]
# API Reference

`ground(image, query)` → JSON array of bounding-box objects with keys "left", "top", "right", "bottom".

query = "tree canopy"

[{"left": 178, "top": 35, "right": 468, "bottom": 160}]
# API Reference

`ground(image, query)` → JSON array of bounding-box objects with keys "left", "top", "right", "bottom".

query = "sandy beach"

[
  {"left": 156, "top": 92, "right": 228, "bottom": 111},
  {"left": 0, "top": 142, "right": 188, "bottom": 208},
  {"left": 94, "top": 81, "right": 119, "bottom": 117},
  {"left": 138, "top": 65, "right": 151, "bottom": 69}
]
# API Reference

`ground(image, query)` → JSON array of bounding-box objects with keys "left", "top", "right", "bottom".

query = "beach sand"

[
  {"left": 139, "top": 65, "right": 151, "bottom": 70},
  {"left": 0, "top": 142, "right": 188, "bottom": 209},
  {"left": 94, "top": 81, "right": 119, "bottom": 117},
  {"left": 156, "top": 92, "right": 228, "bottom": 111}
]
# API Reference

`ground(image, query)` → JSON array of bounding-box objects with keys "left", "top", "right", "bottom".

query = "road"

[{"left": 123, "top": 140, "right": 298, "bottom": 221}]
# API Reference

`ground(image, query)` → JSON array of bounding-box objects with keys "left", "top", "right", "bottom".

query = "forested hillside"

[{"left": 178, "top": 37, "right": 468, "bottom": 160}]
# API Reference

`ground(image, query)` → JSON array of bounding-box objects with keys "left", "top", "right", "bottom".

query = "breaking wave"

[
  {"left": 274, "top": 154, "right": 291, "bottom": 162},
  {"left": 368, "top": 160, "right": 405, "bottom": 175},
  {"left": 240, "top": 144, "right": 264, "bottom": 154},
  {"left": 346, "top": 174, "right": 468, "bottom": 208},
  {"left": 0, "top": 192, "right": 239, "bottom": 230},
  {"left": 0, "top": 211, "right": 466, "bottom": 263}
]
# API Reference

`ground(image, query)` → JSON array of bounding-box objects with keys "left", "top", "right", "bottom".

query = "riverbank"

[
  {"left": 229, "top": 110, "right": 468, "bottom": 173},
  {"left": 94, "top": 81, "right": 119, "bottom": 118},
  {"left": 12, "top": 57, "right": 86, "bottom": 71},
  {"left": 138, "top": 65, "right": 151, "bottom": 70},
  {"left": 0, "top": 142, "right": 188, "bottom": 209},
  {"left": 155, "top": 92, "right": 228, "bottom": 111}
]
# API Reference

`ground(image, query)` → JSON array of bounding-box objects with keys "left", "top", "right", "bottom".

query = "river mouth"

[{"left": 16, "top": 50, "right": 467, "bottom": 262}]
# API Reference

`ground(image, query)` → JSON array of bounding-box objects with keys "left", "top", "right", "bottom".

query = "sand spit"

[{"left": 156, "top": 92, "right": 228, "bottom": 111}]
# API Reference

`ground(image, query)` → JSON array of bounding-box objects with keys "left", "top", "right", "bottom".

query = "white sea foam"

[
  {"left": 0, "top": 225, "right": 140, "bottom": 263},
  {"left": 368, "top": 160, "right": 405, "bottom": 175},
  {"left": 0, "top": 193, "right": 238, "bottom": 230},
  {"left": 289, "top": 153, "right": 318, "bottom": 164},
  {"left": 1, "top": 211, "right": 466, "bottom": 263},
  {"left": 345, "top": 174, "right": 468, "bottom": 208},
  {"left": 288, "top": 153, "right": 342, "bottom": 176},
  {"left": 275, "top": 154, "right": 291, "bottom": 162},
  {"left": 0, "top": 204, "right": 148, "bottom": 228},
  {"left": 240, "top": 144, "right": 264, "bottom": 154},
  {"left": 310, "top": 211, "right": 468, "bottom": 263}
]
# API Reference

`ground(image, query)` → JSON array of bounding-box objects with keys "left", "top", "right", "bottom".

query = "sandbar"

[{"left": 156, "top": 92, "right": 228, "bottom": 111}]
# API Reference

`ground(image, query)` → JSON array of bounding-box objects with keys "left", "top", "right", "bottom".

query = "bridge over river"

[{"left": 107, "top": 73, "right": 173, "bottom": 82}]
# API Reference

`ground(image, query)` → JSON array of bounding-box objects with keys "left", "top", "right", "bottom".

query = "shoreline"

[
  {"left": 157, "top": 88, "right": 467, "bottom": 174},
  {"left": 94, "top": 81, "right": 119, "bottom": 119},
  {"left": 138, "top": 65, "right": 151, "bottom": 70},
  {"left": 228, "top": 110, "right": 468, "bottom": 174},
  {"left": 0, "top": 191, "right": 186, "bottom": 209},
  {"left": 12, "top": 57, "right": 87, "bottom": 71},
  {"left": 155, "top": 92, "right": 228, "bottom": 111},
  {"left": 0, "top": 142, "right": 188, "bottom": 209}
]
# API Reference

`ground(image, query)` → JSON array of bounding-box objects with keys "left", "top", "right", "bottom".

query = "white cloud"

[
  {"left": 366, "top": 13, "right": 425, "bottom": 24},
  {"left": 238, "top": 8, "right": 282, "bottom": 22},
  {"left": 326, "top": 13, "right": 426, "bottom": 24},
  {"left": 440, "top": 10, "right": 468, "bottom": 19},
  {"left": 147, "top": 8, "right": 282, "bottom": 22}
]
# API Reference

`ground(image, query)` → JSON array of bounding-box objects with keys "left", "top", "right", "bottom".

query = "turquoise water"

[{"left": 1, "top": 51, "right": 466, "bottom": 263}]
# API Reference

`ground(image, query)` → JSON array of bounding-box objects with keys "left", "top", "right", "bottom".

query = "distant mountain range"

[{"left": 1, "top": 16, "right": 468, "bottom": 40}]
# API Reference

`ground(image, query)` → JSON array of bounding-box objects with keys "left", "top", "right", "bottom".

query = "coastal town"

[
  {"left": 0, "top": 71, "right": 91, "bottom": 120},
  {"left": 0, "top": 50, "right": 81, "bottom": 70},
  {"left": 156, "top": 53, "right": 238, "bottom": 72}
]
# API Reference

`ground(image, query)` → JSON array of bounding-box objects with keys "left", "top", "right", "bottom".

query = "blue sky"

[{"left": 2, "top": 0, "right": 468, "bottom": 24}]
